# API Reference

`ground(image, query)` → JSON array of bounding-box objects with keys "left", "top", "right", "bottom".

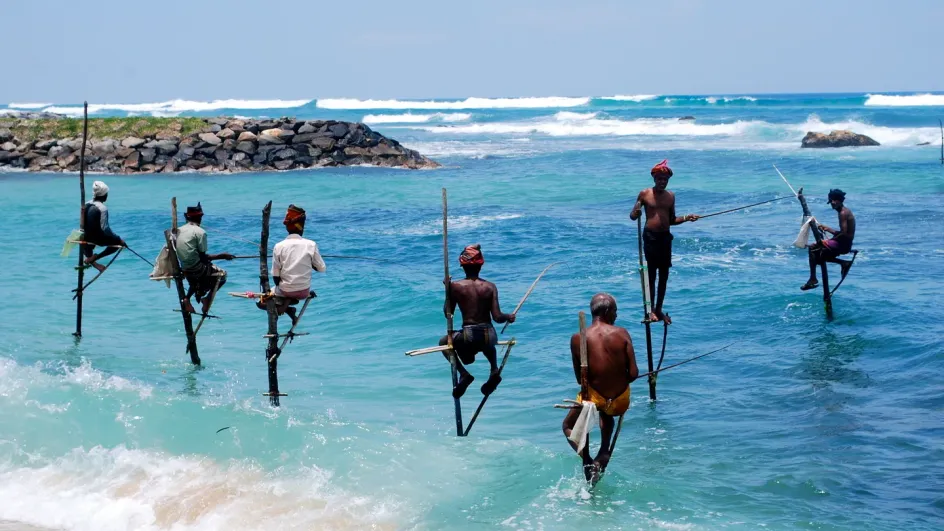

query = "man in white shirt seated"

[{"left": 257, "top": 204, "right": 326, "bottom": 324}]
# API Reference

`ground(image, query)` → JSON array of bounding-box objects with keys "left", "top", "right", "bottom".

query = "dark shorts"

[
  {"left": 183, "top": 262, "right": 227, "bottom": 301},
  {"left": 451, "top": 324, "right": 498, "bottom": 365},
  {"left": 816, "top": 238, "right": 853, "bottom": 260},
  {"left": 643, "top": 229, "right": 674, "bottom": 269}
]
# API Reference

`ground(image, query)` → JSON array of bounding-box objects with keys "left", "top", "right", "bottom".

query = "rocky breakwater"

[
  {"left": 801, "top": 130, "right": 880, "bottom": 148},
  {"left": 0, "top": 116, "right": 439, "bottom": 173}
]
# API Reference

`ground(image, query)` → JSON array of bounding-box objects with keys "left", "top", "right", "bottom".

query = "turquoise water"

[{"left": 1, "top": 94, "right": 943, "bottom": 530}]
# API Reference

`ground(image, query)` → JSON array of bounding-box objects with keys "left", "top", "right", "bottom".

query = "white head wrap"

[{"left": 92, "top": 181, "right": 109, "bottom": 198}]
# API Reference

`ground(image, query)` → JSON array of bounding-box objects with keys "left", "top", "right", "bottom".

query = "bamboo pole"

[
  {"left": 165, "top": 197, "right": 200, "bottom": 365},
  {"left": 636, "top": 217, "right": 657, "bottom": 400},
  {"left": 462, "top": 338, "right": 516, "bottom": 436},
  {"left": 797, "top": 188, "right": 832, "bottom": 320},
  {"left": 259, "top": 201, "right": 284, "bottom": 405},
  {"left": 73, "top": 102, "right": 88, "bottom": 338},
  {"left": 443, "top": 188, "right": 463, "bottom": 436}
]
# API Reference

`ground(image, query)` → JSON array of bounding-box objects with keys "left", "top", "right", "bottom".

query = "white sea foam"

[
  {"left": 600, "top": 94, "right": 659, "bottom": 102},
  {"left": 7, "top": 102, "right": 53, "bottom": 109},
  {"left": 317, "top": 96, "right": 590, "bottom": 110},
  {"left": 706, "top": 96, "right": 758, "bottom": 104},
  {"left": 423, "top": 115, "right": 759, "bottom": 137},
  {"left": 794, "top": 114, "right": 940, "bottom": 145},
  {"left": 0, "top": 446, "right": 401, "bottom": 531},
  {"left": 864, "top": 93, "right": 944, "bottom": 107},
  {"left": 39, "top": 99, "right": 311, "bottom": 117},
  {"left": 362, "top": 112, "right": 471, "bottom": 124}
]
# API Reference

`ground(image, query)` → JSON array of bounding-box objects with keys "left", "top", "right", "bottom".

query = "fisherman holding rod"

[
  {"left": 561, "top": 294, "right": 638, "bottom": 482},
  {"left": 630, "top": 160, "right": 699, "bottom": 324},
  {"left": 176, "top": 203, "right": 234, "bottom": 315},
  {"left": 439, "top": 244, "right": 515, "bottom": 399},
  {"left": 801, "top": 189, "right": 856, "bottom": 291},
  {"left": 255, "top": 204, "right": 325, "bottom": 324},
  {"left": 81, "top": 181, "right": 125, "bottom": 272}
]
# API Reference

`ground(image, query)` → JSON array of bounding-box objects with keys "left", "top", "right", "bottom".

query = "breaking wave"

[
  {"left": 600, "top": 94, "right": 659, "bottom": 102},
  {"left": 361, "top": 112, "right": 471, "bottom": 124},
  {"left": 316, "top": 96, "right": 590, "bottom": 110},
  {"left": 423, "top": 114, "right": 759, "bottom": 137},
  {"left": 864, "top": 93, "right": 944, "bottom": 107},
  {"left": 36, "top": 99, "right": 311, "bottom": 117}
]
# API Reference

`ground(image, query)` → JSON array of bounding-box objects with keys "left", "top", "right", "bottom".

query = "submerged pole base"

[{"left": 262, "top": 392, "right": 288, "bottom": 397}]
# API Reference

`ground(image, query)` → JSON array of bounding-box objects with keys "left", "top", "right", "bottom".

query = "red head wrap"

[
  {"left": 459, "top": 244, "right": 484, "bottom": 266},
  {"left": 283, "top": 204, "right": 306, "bottom": 231},
  {"left": 651, "top": 159, "right": 673, "bottom": 178}
]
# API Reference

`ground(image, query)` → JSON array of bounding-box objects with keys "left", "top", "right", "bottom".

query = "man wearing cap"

[
  {"left": 438, "top": 244, "right": 516, "bottom": 398},
  {"left": 629, "top": 160, "right": 699, "bottom": 324},
  {"left": 257, "top": 204, "right": 326, "bottom": 323},
  {"left": 82, "top": 180, "right": 125, "bottom": 273},
  {"left": 175, "top": 203, "right": 233, "bottom": 315},
  {"left": 801, "top": 189, "right": 856, "bottom": 290}
]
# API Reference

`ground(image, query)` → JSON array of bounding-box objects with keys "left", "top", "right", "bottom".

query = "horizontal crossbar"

[{"left": 405, "top": 339, "right": 516, "bottom": 357}]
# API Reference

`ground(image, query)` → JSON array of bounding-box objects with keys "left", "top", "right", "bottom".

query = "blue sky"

[{"left": 2, "top": 0, "right": 941, "bottom": 102}]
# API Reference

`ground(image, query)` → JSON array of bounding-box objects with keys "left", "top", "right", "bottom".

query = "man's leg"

[
  {"left": 480, "top": 336, "right": 502, "bottom": 396},
  {"left": 440, "top": 335, "right": 474, "bottom": 398},
  {"left": 201, "top": 273, "right": 225, "bottom": 314},
  {"left": 562, "top": 407, "right": 594, "bottom": 479},
  {"left": 84, "top": 245, "right": 119, "bottom": 272},
  {"left": 823, "top": 254, "right": 852, "bottom": 279},
  {"left": 646, "top": 265, "right": 659, "bottom": 322},
  {"left": 802, "top": 248, "right": 821, "bottom": 290},
  {"left": 593, "top": 413, "right": 616, "bottom": 476},
  {"left": 653, "top": 266, "right": 671, "bottom": 324}
]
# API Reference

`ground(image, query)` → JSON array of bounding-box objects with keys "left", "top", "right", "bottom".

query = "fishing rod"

[
  {"left": 123, "top": 244, "right": 154, "bottom": 267},
  {"left": 635, "top": 341, "right": 737, "bottom": 380},
  {"left": 939, "top": 118, "right": 943, "bottom": 165},
  {"left": 227, "top": 254, "right": 389, "bottom": 262},
  {"left": 697, "top": 196, "right": 793, "bottom": 219},
  {"left": 500, "top": 262, "right": 558, "bottom": 334},
  {"left": 773, "top": 165, "right": 799, "bottom": 197}
]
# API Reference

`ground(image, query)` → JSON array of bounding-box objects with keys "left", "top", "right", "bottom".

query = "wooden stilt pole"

[
  {"left": 165, "top": 197, "right": 201, "bottom": 365},
  {"left": 798, "top": 188, "right": 833, "bottom": 320},
  {"left": 73, "top": 102, "right": 88, "bottom": 338},
  {"left": 442, "top": 188, "right": 463, "bottom": 436},
  {"left": 636, "top": 218, "right": 657, "bottom": 400},
  {"left": 259, "top": 201, "right": 284, "bottom": 406}
]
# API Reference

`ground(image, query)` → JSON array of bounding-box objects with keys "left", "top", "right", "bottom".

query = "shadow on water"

[
  {"left": 177, "top": 364, "right": 202, "bottom": 397},
  {"left": 800, "top": 328, "right": 870, "bottom": 391}
]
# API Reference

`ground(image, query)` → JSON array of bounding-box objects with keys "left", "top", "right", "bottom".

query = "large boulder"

[
  {"left": 121, "top": 136, "right": 146, "bottom": 148},
  {"left": 801, "top": 130, "right": 880, "bottom": 148},
  {"left": 198, "top": 132, "right": 222, "bottom": 146}
]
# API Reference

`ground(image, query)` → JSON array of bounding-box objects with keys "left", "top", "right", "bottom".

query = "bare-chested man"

[
  {"left": 802, "top": 188, "right": 856, "bottom": 290},
  {"left": 439, "top": 244, "right": 515, "bottom": 399},
  {"left": 629, "top": 160, "right": 699, "bottom": 324},
  {"left": 562, "top": 293, "right": 638, "bottom": 481}
]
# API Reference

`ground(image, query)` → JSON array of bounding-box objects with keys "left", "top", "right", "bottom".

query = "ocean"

[{"left": 0, "top": 93, "right": 942, "bottom": 530}]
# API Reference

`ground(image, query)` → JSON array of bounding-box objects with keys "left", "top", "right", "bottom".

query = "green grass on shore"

[{"left": 2, "top": 117, "right": 208, "bottom": 142}]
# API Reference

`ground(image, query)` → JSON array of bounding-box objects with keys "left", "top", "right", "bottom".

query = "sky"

[{"left": 2, "top": 0, "right": 942, "bottom": 103}]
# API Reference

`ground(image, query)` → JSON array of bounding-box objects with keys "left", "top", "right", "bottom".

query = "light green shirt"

[{"left": 175, "top": 222, "right": 207, "bottom": 271}]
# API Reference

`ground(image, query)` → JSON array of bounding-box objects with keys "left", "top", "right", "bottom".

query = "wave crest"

[
  {"left": 864, "top": 93, "right": 944, "bottom": 107},
  {"left": 362, "top": 112, "right": 471, "bottom": 124},
  {"left": 37, "top": 99, "right": 311, "bottom": 117},
  {"left": 317, "top": 96, "right": 590, "bottom": 110}
]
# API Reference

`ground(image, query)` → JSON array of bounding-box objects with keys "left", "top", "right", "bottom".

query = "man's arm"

[
  {"left": 629, "top": 191, "right": 645, "bottom": 221},
  {"left": 490, "top": 283, "right": 516, "bottom": 324},
  {"left": 570, "top": 333, "right": 582, "bottom": 384},
  {"left": 624, "top": 329, "right": 639, "bottom": 382},
  {"left": 670, "top": 194, "right": 699, "bottom": 225},
  {"left": 311, "top": 243, "right": 327, "bottom": 273},
  {"left": 98, "top": 206, "right": 124, "bottom": 245}
]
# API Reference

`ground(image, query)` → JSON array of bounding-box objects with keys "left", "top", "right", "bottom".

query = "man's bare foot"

[
  {"left": 286, "top": 308, "right": 299, "bottom": 326},
  {"left": 85, "top": 258, "right": 106, "bottom": 273},
  {"left": 201, "top": 300, "right": 212, "bottom": 315},
  {"left": 646, "top": 312, "right": 659, "bottom": 323},
  {"left": 653, "top": 309, "right": 672, "bottom": 325},
  {"left": 840, "top": 260, "right": 852, "bottom": 279},
  {"left": 587, "top": 462, "right": 602, "bottom": 485},
  {"left": 183, "top": 300, "right": 196, "bottom": 314},
  {"left": 801, "top": 280, "right": 819, "bottom": 291},
  {"left": 481, "top": 372, "right": 502, "bottom": 396},
  {"left": 453, "top": 373, "right": 474, "bottom": 399}
]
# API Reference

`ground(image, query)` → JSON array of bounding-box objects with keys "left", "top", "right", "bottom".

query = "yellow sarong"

[{"left": 577, "top": 386, "right": 630, "bottom": 416}]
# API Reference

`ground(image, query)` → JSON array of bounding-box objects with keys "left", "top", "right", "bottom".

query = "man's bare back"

[
  {"left": 450, "top": 278, "right": 504, "bottom": 326},
  {"left": 570, "top": 322, "right": 637, "bottom": 399}
]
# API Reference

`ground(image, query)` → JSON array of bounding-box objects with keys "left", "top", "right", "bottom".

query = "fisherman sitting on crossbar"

[
  {"left": 256, "top": 204, "right": 325, "bottom": 323},
  {"left": 562, "top": 293, "right": 638, "bottom": 482},
  {"left": 82, "top": 181, "right": 125, "bottom": 272},
  {"left": 439, "top": 244, "right": 515, "bottom": 399},
  {"left": 801, "top": 189, "right": 856, "bottom": 291}
]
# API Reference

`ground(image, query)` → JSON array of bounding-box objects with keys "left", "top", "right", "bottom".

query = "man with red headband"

[
  {"left": 439, "top": 244, "right": 516, "bottom": 398},
  {"left": 260, "top": 204, "right": 326, "bottom": 323},
  {"left": 176, "top": 203, "right": 234, "bottom": 315},
  {"left": 630, "top": 160, "right": 699, "bottom": 324}
]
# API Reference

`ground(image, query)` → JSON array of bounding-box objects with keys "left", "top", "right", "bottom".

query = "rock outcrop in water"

[
  {"left": 0, "top": 115, "right": 440, "bottom": 173},
  {"left": 801, "top": 130, "right": 880, "bottom": 148}
]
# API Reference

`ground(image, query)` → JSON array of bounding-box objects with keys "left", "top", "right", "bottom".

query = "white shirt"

[{"left": 272, "top": 234, "right": 326, "bottom": 292}]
